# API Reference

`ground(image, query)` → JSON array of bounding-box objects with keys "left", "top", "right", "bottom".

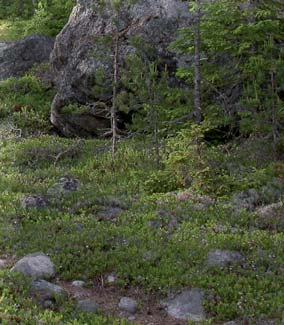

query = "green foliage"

[
  {"left": 172, "top": 0, "right": 284, "bottom": 150},
  {"left": 0, "top": 134, "right": 283, "bottom": 322},
  {"left": 0, "top": 0, "right": 75, "bottom": 39},
  {"left": 0, "top": 0, "right": 35, "bottom": 19},
  {"left": 0, "top": 74, "right": 54, "bottom": 135},
  {"left": 24, "top": 0, "right": 75, "bottom": 37}
]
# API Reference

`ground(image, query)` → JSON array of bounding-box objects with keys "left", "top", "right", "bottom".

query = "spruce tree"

[{"left": 172, "top": 0, "right": 284, "bottom": 156}]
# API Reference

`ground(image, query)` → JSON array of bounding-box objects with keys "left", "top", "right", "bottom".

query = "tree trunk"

[
  {"left": 194, "top": 0, "right": 202, "bottom": 124},
  {"left": 111, "top": 31, "right": 119, "bottom": 160}
]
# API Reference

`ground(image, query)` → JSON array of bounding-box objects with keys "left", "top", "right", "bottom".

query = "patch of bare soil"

[{"left": 59, "top": 278, "right": 186, "bottom": 325}]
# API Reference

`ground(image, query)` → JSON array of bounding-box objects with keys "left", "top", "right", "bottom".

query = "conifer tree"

[
  {"left": 93, "top": 0, "right": 153, "bottom": 160},
  {"left": 193, "top": 0, "right": 202, "bottom": 124},
  {"left": 172, "top": 0, "right": 284, "bottom": 156}
]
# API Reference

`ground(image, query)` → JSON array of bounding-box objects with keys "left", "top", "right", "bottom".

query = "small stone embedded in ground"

[
  {"left": 118, "top": 297, "right": 138, "bottom": 314},
  {"left": 232, "top": 189, "right": 261, "bottom": 211},
  {"left": 103, "top": 195, "right": 128, "bottom": 209},
  {"left": 260, "top": 178, "right": 284, "bottom": 204},
  {"left": 143, "top": 250, "right": 154, "bottom": 261},
  {"left": 106, "top": 273, "right": 117, "bottom": 285},
  {"left": 31, "top": 279, "right": 67, "bottom": 305},
  {"left": 153, "top": 210, "right": 180, "bottom": 232},
  {"left": 77, "top": 299, "right": 100, "bottom": 313},
  {"left": 47, "top": 177, "right": 80, "bottom": 196},
  {"left": 11, "top": 253, "right": 55, "bottom": 280},
  {"left": 72, "top": 280, "right": 85, "bottom": 287},
  {"left": 96, "top": 207, "right": 123, "bottom": 222},
  {"left": 176, "top": 191, "right": 195, "bottom": 202},
  {"left": 208, "top": 249, "right": 243, "bottom": 267},
  {"left": 256, "top": 202, "right": 283, "bottom": 219},
  {"left": 21, "top": 195, "right": 50, "bottom": 209},
  {"left": 175, "top": 191, "right": 214, "bottom": 210},
  {"left": 168, "top": 216, "right": 179, "bottom": 231},
  {"left": 156, "top": 209, "right": 170, "bottom": 218},
  {"left": 256, "top": 320, "right": 278, "bottom": 325},
  {"left": 43, "top": 300, "right": 54, "bottom": 309},
  {"left": 162, "top": 288, "right": 205, "bottom": 321},
  {"left": 0, "top": 259, "right": 6, "bottom": 269}
]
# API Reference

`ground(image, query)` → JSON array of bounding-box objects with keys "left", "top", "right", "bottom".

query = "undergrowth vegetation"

[
  {"left": 0, "top": 77, "right": 283, "bottom": 322},
  {"left": 0, "top": 0, "right": 74, "bottom": 40}
]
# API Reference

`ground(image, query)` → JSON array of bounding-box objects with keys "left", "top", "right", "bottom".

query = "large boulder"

[
  {"left": 11, "top": 253, "right": 55, "bottom": 280},
  {"left": 50, "top": 0, "right": 191, "bottom": 137},
  {"left": 0, "top": 34, "right": 54, "bottom": 81}
]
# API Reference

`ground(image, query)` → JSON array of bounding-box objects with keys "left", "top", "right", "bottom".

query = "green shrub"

[{"left": 0, "top": 74, "right": 54, "bottom": 135}]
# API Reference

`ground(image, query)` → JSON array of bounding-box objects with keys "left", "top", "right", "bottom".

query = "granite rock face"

[
  {"left": 0, "top": 35, "right": 54, "bottom": 81},
  {"left": 50, "top": 0, "right": 191, "bottom": 137}
]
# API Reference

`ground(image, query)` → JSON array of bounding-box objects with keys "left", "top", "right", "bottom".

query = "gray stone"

[
  {"left": 260, "top": 178, "right": 284, "bottom": 204},
  {"left": 256, "top": 320, "right": 277, "bottom": 325},
  {"left": 0, "top": 35, "right": 54, "bottom": 81},
  {"left": 96, "top": 207, "right": 123, "bottom": 221},
  {"left": 50, "top": 0, "right": 192, "bottom": 137},
  {"left": 47, "top": 177, "right": 80, "bottom": 196},
  {"left": 208, "top": 249, "right": 243, "bottom": 267},
  {"left": 0, "top": 259, "right": 6, "bottom": 269},
  {"left": 143, "top": 250, "right": 154, "bottom": 261},
  {"left": 101, "top": 196, "right": 128, "bottom": 209},
  {"left": 256, "top": 202, "right": 283, "bottom": 219},
  {"left": 118, "top": 297, "right": 138, "bottom": 314},
  {"left": 43, "top": 300, "right": 54, "bottom": 309},
  {"left": 11, "top": 253, "right": 55, "bottom": 280},
  {"left": 72, "top": 280, "right": 85, "bottom": 287},
  {"left": 106, "top": 273, "right": 117, "bottom": 285},
  {"left": 232, "top": 189, "right": 260, "bottom": 211},
  {"left": 77, "top": 299, "right": 100, "bottom": 313},
  {"left": 176, "top": 192, "right": 214, "bottom": 209},
  {"left": 31, "top": 279, "right": 67, "bottom": 303},
  {"left": 162, "top": 288, "right": 205, "bottom": 321},
  {"left": 21, "top": 195, "right": 49, "bottom": 209}
]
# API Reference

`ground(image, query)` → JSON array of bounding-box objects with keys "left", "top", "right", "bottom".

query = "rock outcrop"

[
  {"left": 0, "top": 34, "right": 54, "bottom": 81},
  {"left": 50, "top": 0, "right": 191, "bottom": 137}
]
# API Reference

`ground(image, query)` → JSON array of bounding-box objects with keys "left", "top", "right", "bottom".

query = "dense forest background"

[{"left": 0, "top": 0, "right": 74, "bottom": 37}]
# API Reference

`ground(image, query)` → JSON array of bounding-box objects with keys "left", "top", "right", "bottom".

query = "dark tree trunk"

[{"left": 194, "top": 0, "right": 201, "bottom": 124}]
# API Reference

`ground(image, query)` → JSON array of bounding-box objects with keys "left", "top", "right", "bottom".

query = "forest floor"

[{"left": 0, "top": 128, "right": 283, "bottom": 324}]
